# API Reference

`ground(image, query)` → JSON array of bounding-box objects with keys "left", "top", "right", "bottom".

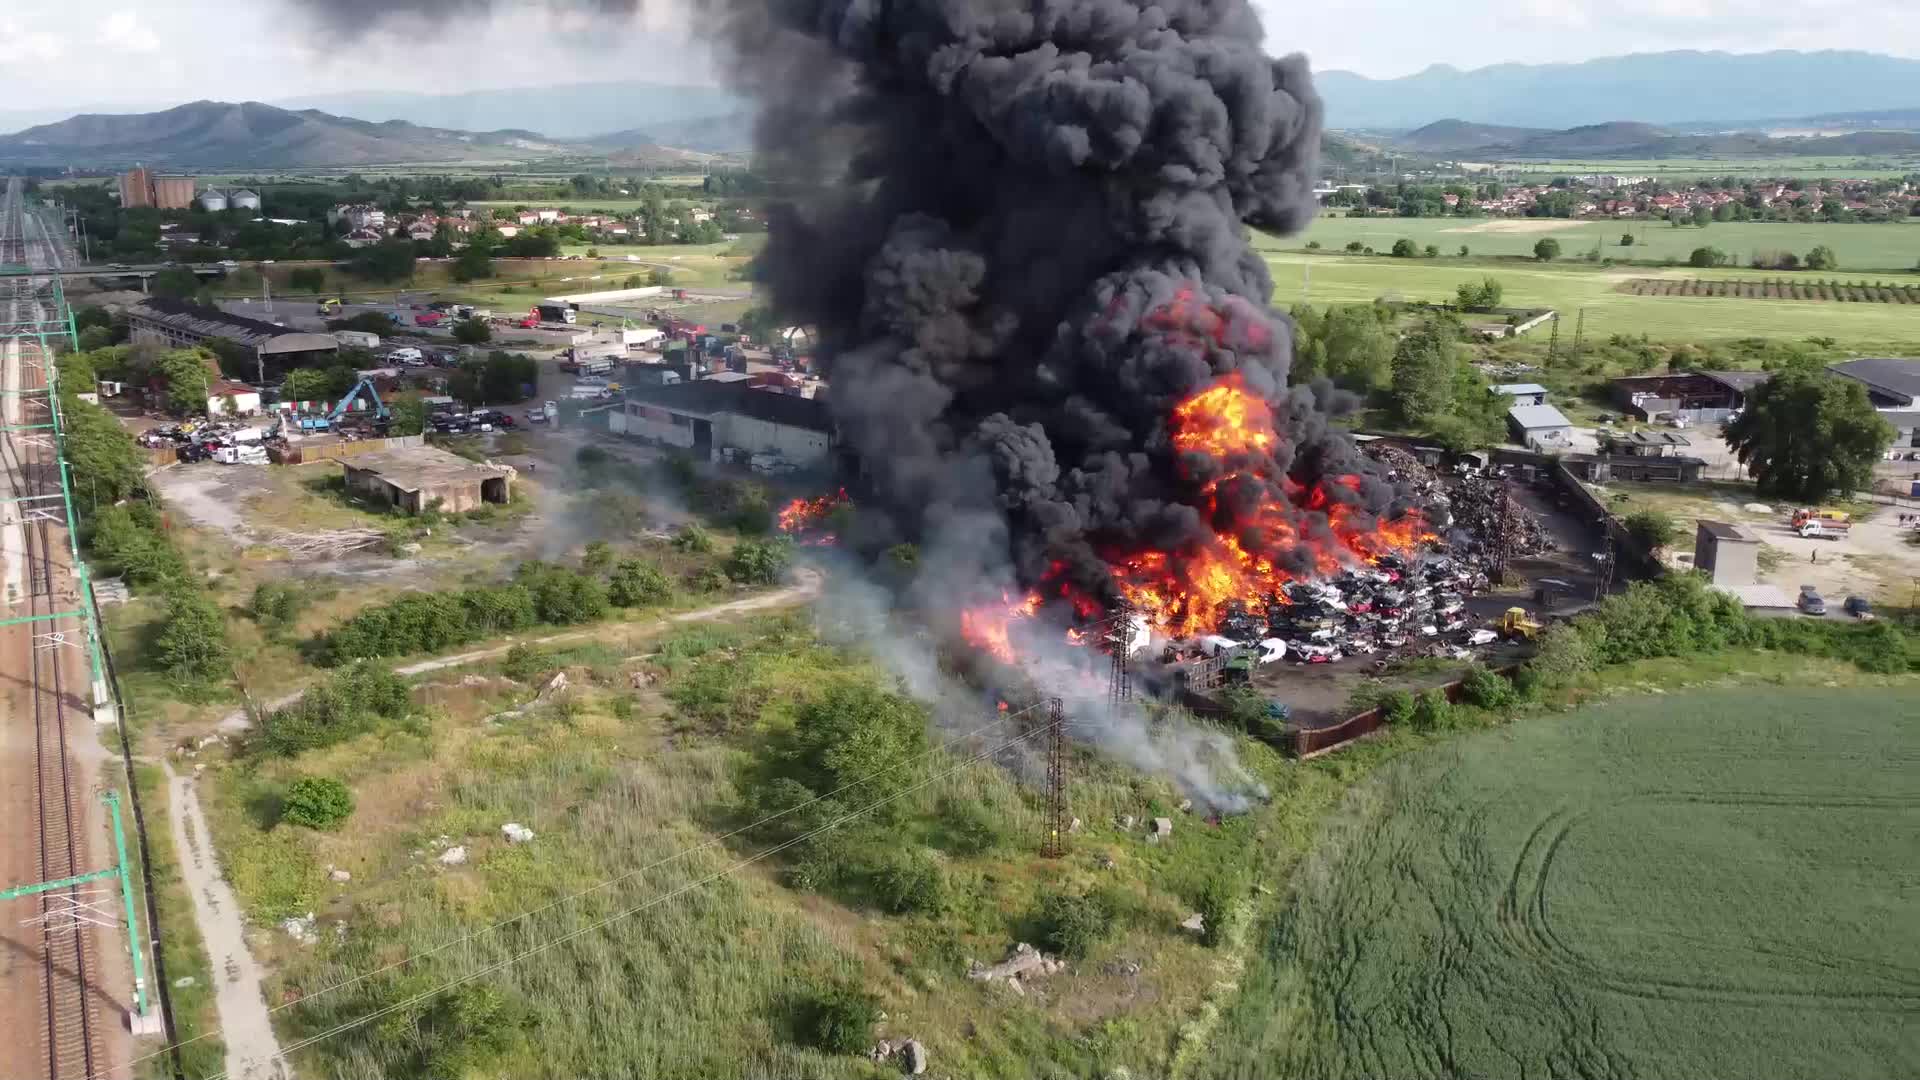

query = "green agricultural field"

[
  {"left": 1259, "top": 251, "right": 1920, "bottom": 350},
  {"left": 1272, "top": 216, "right": 1920, "bottom": 270},
  {"left": 1209, "top": 685, "right": 1920, "bottom": 1080},
  {"left": 1473, "top": 158, "right": 1920, "bottom": 180}
]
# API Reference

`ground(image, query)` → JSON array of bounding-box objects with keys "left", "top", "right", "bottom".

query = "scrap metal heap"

[{"left": 1166, "top": 447, "right": 1558, "bottom": 668}]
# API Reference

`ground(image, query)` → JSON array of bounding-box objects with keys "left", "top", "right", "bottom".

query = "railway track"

[{"left": 1, "top": 177, "right": 103, "bottom": 1080}]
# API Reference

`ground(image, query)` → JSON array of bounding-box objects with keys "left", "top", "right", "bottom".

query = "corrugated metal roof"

[
  {"left": 1490, "top": 383, "right": 1548, "bottom": 396},
  {"left": 1507, "top": 403, "right": 1571, "bottom": 430}
]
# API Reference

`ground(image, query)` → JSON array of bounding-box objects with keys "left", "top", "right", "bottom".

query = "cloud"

[
  {"left": 102, "top": 11, "right": 160, "bottom": 53},
  {"left": 0, "top": 19, "right": 65, "bottom": 64}
]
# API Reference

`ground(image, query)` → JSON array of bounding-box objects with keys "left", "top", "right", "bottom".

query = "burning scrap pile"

[
  {"left": 777, "top": 489, "right": 851, "bottom": 546},
  {"left": 703, "top": 0, "right": 1464, "bottom": 673}
]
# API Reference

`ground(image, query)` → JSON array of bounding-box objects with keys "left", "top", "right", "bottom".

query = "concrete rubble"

[
  {"left": 501, "top": 823, "right": 536, "bottom": 844},
  {"left": 437, "top": 845, "right": 468, "bottom": 866},
  {"left": 900, "top": 1039, "right": 928, "bottom": 1075},
  {"left": 967, "top": 942, "right": 1065, "bottom": 990},
  {"left": 1150, "top": 818, "right": 1173, "bottom": 842},
  {"left": 279, "top": 913, "right": 318, "bottom": 945},
  {"left": 1180, "top": 912, "right": 1206, "bottom": 934}
]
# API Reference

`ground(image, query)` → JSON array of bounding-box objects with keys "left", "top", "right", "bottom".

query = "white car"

[
  {"left": 1255, "top": 638, "right": 1286, "bottom": 664},
  {"left": 388, "top": 348, "right": 424, "bottom": 364},
  {"left": 1466, "top": 629, "right": 1500, "bottom": 647}
]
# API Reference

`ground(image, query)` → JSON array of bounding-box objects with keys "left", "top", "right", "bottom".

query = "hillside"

[
  {"left": 276, "top": 81, "right": 744, "bottom": 141},
  {"left": 1318, "top": 50, "right": 1920, "bottom": 129},
  {"left": 1395, "top": 120, "right": 1551, "bottom": 153},
  {"left": 1384, "top": 118, "right": 1920, "bottom": 159},
  {"left": 0, "top": 101, "right": 596, "bottom": 168}
]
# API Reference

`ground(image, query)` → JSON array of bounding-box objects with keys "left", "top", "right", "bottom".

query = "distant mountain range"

[
  {"left": 272, "top": 81, "right": 744, "bottom": 142},
  {"left": 1386, "top": 118, "right": 1920, "bottom": 159},
  {"left": 1317, "top": 50, "right": 1920, "bottom": 130},
  {"left": 0, "top": 100, "right": 741, "bottom": 169}
]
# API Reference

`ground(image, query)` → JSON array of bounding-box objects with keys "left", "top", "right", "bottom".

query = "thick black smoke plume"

[{"left": 709, "top": 0, "right": 1403, "bottom": 610}]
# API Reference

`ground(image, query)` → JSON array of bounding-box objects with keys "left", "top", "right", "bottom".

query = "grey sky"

[{"left": 0, "top": 0, "right": 1915, "bottom": 115}]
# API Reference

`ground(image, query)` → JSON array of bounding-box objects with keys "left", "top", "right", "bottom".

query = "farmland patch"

[
  {"left": 1621, "top": 277, "right": 1920, "bottom": 302},
  {"left": 1206, "top": 685, "right": 1920, "bottom": 1080}
]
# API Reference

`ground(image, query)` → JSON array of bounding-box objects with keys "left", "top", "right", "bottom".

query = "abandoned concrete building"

[{"left": 340, "top": 447, "right": 513, "bottom": 514}]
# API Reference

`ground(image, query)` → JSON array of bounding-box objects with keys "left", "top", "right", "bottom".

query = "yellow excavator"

[{"left": 1502, "top": 607, "right": 1544, "bottom": 641}]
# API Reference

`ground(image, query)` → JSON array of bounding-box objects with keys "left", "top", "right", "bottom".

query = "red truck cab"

[{"left": 415, "top": 312, "right": 446, "bottom": 327}]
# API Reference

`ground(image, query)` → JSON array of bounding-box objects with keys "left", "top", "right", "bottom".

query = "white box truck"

[{"left": 334, "top": 330, "right": 381, "bottom": 349}]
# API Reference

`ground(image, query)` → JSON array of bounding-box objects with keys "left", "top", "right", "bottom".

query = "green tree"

[
  {"left": 389, "top": 396, "right": 426, "bottom": 436},
  {"left": 1035, "top": 889, "right": 1114, "bottom": 959},
  {"left": 148, "top": 268, "right": 201, "bottom": 300},
  {"left": 1454, "top": 277, "right": 1503, "bottom": 312},
  {"left": 59, "top": 396, "right": 145, "bottom": 508},
  {"left": 281, "top": 776, "right": 354, "bottom": 830},
  {"left": 155, "top": 586, "right": 229, "bottom": 683},
  {"left": 1724, "top": 368, "right": 1893, "bottom": 501},
  {"left": 156, "top": 348, "right": 214, "bottom": 416},
  {"left": 1620, "top": 233, "right": 1635, "bottom": 246},
  {"left": 1804, "top": 244, "right": 1839, "bottom": 271},
  {"left": 1532, "top": 238, "right": 1561, "bottom": 262},
  {"left": 1422, "top": 243, "right": 1440, "bottom": 258},
  {"left": 776, "top": 684, "right": 929, "bottom": 811},
  {"left": 282, "top": 368, "right": 334, "bottom": 402},
  {"left": 78, "top": 325, "right": 114, "bottom": 352},
  {"left": 452, "top": 318, "right": 492, "bottom": 345},
  {"left": 1317, "top": 304, "right": 1394, "bottom": 391},
  {"left": 647, "top": 267, "right": 673, "bottom": 287},
  {"left": 1389, "top": 238, "right": 1417, "bottom": 258},
  {"left": 1688, "top": 246, "right": 1727, "bottom": 268},
  {"left": 1624, "top": 509, "right": 1681, "bottom": 553},
  {"left": 1389, "top": 320, "right": 1457, "bottom": 427},
  {"left": 451, "top": 245, "right": 494, "bottom": 283},
  {"left": 350, "top": 240, "right": 416, "bottom": 283},
  {"left": 1691, "top": 205, "right": 1712, "bottom": 227},
  {"left": 288, "top": 267, "right": 327, "bottom": 294},
  {"left": 607, "top": 559, "right": 672, "bottom": 607},
  {"left": 1343, "top": 241, "right": 1363, "bottom": 253}
]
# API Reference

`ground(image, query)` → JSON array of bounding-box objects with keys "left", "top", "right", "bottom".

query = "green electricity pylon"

[{"left": 0, "top": 791, "right": 154, "bottom": 1032}]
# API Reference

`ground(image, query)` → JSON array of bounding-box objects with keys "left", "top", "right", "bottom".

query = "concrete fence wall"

[{"left": 270, "top": 434, "right": 423, "bottom": 465}]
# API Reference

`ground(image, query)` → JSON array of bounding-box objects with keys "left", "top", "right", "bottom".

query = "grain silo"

[
  {"left": 197, "top": 189, "right": 229, "bottom": 212},
  {"left": 229, "top": 189, "right": 262, "bottom": 211}
]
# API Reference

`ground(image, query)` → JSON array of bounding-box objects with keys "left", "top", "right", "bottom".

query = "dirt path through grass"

[{"left": 164, "top": 761, "right": 289, "bottom": 1080}]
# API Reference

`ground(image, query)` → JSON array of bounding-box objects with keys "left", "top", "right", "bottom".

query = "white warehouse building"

[{"left": 616, "top": 380, "right": 834, "bottom": 469}]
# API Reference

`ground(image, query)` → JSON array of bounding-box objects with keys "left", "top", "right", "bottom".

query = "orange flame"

[
  {"left": 959, "top": 590, "right": 1044, "bottom": 664},
  {"left": 778, "top": 488, "right": 850, "bottom": 544},
  {"left": 1172, "top": 374, "right": 1275, "bottom": 459}
]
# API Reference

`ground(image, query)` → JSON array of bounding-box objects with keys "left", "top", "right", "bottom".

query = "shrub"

[
  {"left": 725, "top": 537, "right": 793, "bottom": 585},
  {"left": 1035, "top": 889, "right": 1114, "bottom": 959},
  {"left": 871, "top": 849, "right": 945, "bottom": 915},
  {"left": 250, "top": 581, "right": 311, "bottom": 635},
  {"left": 1459, "top": 666, "right": 1516, "bottom": 710},
  {"left": 1380, "top": 690, "right": 1416, "bottom": 725},
  {"left": 155, "top": 587, "right": 230, "bottom": 683},
  {"left": 501, "top": 644, "right": 548, "bottom": 682},
  {"left": 1195, "top": 871, "right": 1244, "bottom": 948},
  {"left": 607, "top": 559, "right": 672, "bottom": 607},
  {"left": 671, "top": 523, "right": 714, "bottom": 554},
  {"left": 797, "top": 984, "right": 879, "bottom": 1054},
  {"left": 1624, "top": 509, "right": 1681, "bottom": 553},
  {"left": 259, "top": 663, "right": 411, "bottom": 756},
  {"left": 1410, "top": 688, "right": 1452, "bottom": 732},
  {"left": 935, "top": 796, "right": 1001, "bottom": 855},
  {"left": 687, "top": 566, "right": 729, "bottom": 593},
  {"left": 281, "top": 776, "right": 354, "bottom": 830},
  {"left": 1390, "top": 238, "right": 1417, "bottom": 258},
  {"left": 1522, "top": 622, "right": 1598, "bottom": 692}
]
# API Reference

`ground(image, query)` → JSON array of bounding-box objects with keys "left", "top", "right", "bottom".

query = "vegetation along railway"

[{"left": 0, "top": 176, "right": 115, "bottom": 1079}]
